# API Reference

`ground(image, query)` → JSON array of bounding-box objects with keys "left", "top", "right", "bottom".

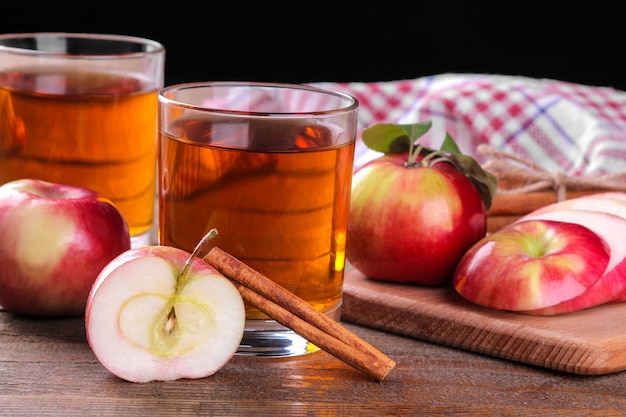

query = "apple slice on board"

[
  {"left": 453, "top": 219, "right": 610, "bottom": 311},
  {"left": 522, "top": 192, "right": 626, "bottom": 303},
  {"left": 529, "top": 193, "right": 626, "bottom": 218},
  {"left": 516, "top": 209, "right": 626, "bottom": 315},
  {"left": 583, "top": 191, "right": 626, "bottom": 202},
  {"left": 85, "top": 245, "right": 246, "bottom": 383}
]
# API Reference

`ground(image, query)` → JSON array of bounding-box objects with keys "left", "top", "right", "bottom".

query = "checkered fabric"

[{"left": 316, "top": 74, "right": 626, "bottom": 176}]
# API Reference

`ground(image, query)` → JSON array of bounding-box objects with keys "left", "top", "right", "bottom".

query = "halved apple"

[{"left": 85, "top": 245, "right": 245, "bottom": 383}]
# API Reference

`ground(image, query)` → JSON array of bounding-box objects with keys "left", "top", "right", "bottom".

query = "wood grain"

[
  {"left": 341, "top": 269, "right": 626, "bottom": 375},
  {"left": 3, "top": 300, "right": 626, "bottom": 414}
]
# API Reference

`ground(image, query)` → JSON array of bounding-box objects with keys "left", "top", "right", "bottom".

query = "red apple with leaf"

[
  {"left": 0, "top": 179, "right": 131, "bottom": 317},
  {"left": 346, "top": 122, "right": 497, "bottom": 286}
]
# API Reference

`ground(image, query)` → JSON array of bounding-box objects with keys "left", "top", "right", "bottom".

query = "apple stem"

[
  {"left": 405, "top": 143, "right": 424, "bottom": 167},
  {"left": 420, "top": 150, "right": 450, "bottom": 168},
  {"left": 176, "top": 228, "right": 220, "bottom": 293},
  {"left": 165, "top": 228, "right": 219, "bottom": 335}
]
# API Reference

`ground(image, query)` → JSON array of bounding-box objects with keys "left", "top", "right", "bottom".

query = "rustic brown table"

[{"left": 2, "top": 308, "right": 625, "bottom": 416}]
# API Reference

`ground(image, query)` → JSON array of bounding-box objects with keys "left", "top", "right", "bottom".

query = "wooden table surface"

[{"left": 2, "top": 309, "right": 626, "bottom": 416}]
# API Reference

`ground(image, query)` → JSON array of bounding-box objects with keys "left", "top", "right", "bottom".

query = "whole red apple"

[
  {"left": 346, "top": 123, "right": 496, "bottom": 286},
  {"left": 0, "top": 179, "right": 131, "bottom": 317}
]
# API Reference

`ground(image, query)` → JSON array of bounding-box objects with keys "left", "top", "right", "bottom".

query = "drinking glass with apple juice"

[
  {"left": 0, "top": 33, "right": 165, "bottom": 247},
  {"left": 158, "top": 82, "right": 358, "bottom": 357}
]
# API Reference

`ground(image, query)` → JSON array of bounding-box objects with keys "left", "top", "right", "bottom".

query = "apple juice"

[
  {"left": 159, "top": 117, "right": 355, "bottom": 319},
  {"left": 0, "top": 67, "right": 158, "bottom": 236}
]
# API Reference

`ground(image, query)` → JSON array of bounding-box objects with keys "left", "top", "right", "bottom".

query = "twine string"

[{"left": 477, "top": 144, "right": 626, "bottom": 201}]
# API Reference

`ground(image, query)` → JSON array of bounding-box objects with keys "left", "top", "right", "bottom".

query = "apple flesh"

[
  {"left": 529, "top": 193, "right": 626, "bottom": 219},
  {"left": 453, "top": 219, "right": 610, "bottom": 311},
  {"left": 85, "top": 245, "right": 246, "bottom": 383},
  {"left": 0, "top": 179, "right": 130, "bottom": 317},
  {"left": 516, "top": 209, "right": 626, "bottom": 315},
  {"left": 347, "top": 152, "right": 487, "bottom": 286}
]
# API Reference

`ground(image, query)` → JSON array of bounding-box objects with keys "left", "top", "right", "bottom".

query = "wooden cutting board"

[{"left": 340, "top": 269, "right": 626, "bottom": 375}]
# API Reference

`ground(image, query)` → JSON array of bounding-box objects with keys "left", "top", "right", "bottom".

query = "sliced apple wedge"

[
  {"left": 85, "top": 245, "right": 245, "bottom": 383},
  {"left": 525, "top": 193, "right": 626, "bottom": 304},
  {"left": 529, "top": 193, "right": 626, "bottom": 219},
  {"left": 516, "top": 209, "right": 626, "bottom": 315},
  {"left": 586, "top": 191, "right": 626, "bottom": 202},
  {"left": 453, "top": 219, "right": 610, "bottom": 311}
]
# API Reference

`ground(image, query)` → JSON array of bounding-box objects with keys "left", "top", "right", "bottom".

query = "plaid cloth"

[{"left": 316, "top": 74, "right": 626, "bottom": 175}]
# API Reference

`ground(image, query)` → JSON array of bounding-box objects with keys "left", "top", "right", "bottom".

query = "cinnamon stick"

[
  {"left": 488, "top": 190, "right": 606, "bottom": 216},
  {"left": 486, "top": 215, "right": 524, "bottom": 234},
  {"left": 204, "top": 247, "right": 396, "bottom": 382}
]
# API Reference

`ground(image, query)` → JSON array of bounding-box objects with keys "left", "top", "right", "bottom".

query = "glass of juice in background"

[
  {"left": 158, "top": 82, "right": 358, "bottom": 357},
  {"left": 0, "top": 33, "right": 165, "bottom": 247}
]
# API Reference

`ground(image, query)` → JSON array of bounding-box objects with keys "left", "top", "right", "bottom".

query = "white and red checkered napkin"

[{"left": 316, "top": 73, "right": 626, "bottom": 177}]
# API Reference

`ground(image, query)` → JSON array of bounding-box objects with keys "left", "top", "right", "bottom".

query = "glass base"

[
  {"left": 130, "top": 228, "right": 156, "bottom": 248},
  {"left": 236, "top": 303, "right": 341, "bottom": 357}
]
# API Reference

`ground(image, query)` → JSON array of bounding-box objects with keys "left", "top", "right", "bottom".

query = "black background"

[{"left": 4, "top": 3, "right": 626, "bottom": 90}]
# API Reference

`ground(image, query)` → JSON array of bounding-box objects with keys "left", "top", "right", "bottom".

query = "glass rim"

[
  {"left": 0, "top": 32, "right": 165, "bottom": 58},
  {"left": 158, "top": 81, "right": 359, "bottom": 117}
]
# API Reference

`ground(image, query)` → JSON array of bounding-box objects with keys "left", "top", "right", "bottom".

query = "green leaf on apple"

[
  {"left": 440, "top": 132, "right": 462, "bottom": 154},
  {"left": 361, "top": 122, "right": 432, "bottom": 153},
  {"left": 361, "top": 122, "right": 498, "bottom": 210},
  {"left": 445, "top": 151, "right": 498, "bottom": 212}
]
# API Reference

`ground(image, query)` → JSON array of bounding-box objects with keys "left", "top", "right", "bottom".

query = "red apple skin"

[
  {"left": 0, "top": 179, "right": 130, "bottom": 317},
  {"left": 514, "top": 209, "right": 626, "bottom": 315},
  {"left": 453, "top": 219, "right": 610, "bottom": 311},
  {"left": 519, "top": 193, "right": 626, "bottom": 305},
  {"left": 347, "top": 152, "right": 487, "bottom": 286},
  {"left": 525, "top": 194, "right": 626, "bottom": 305}
]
